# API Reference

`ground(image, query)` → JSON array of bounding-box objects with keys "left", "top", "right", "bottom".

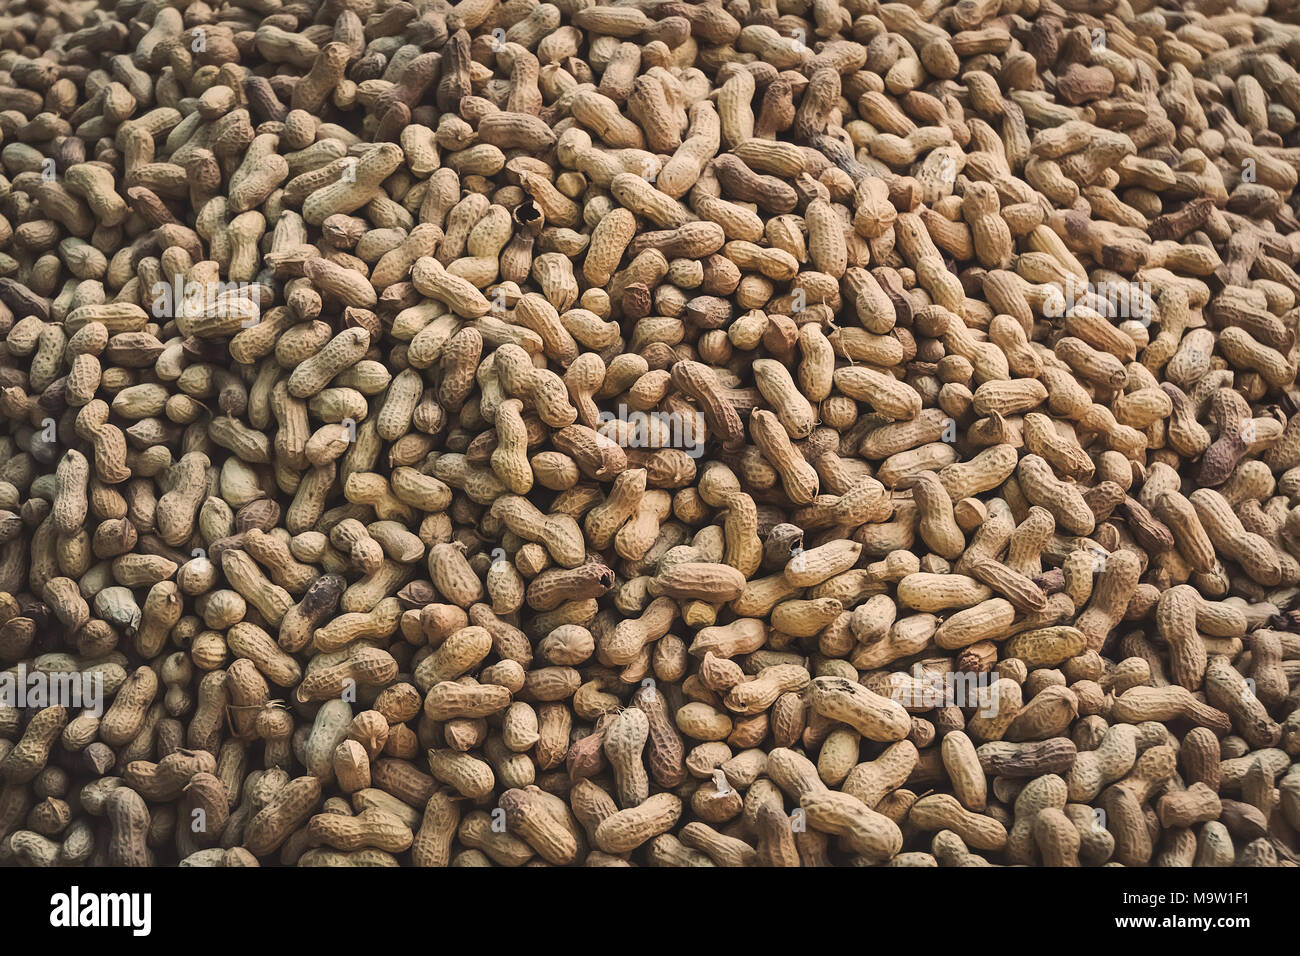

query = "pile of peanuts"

[{"left": 0, "top": 0, "right": 1297, "bottom": 869}]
